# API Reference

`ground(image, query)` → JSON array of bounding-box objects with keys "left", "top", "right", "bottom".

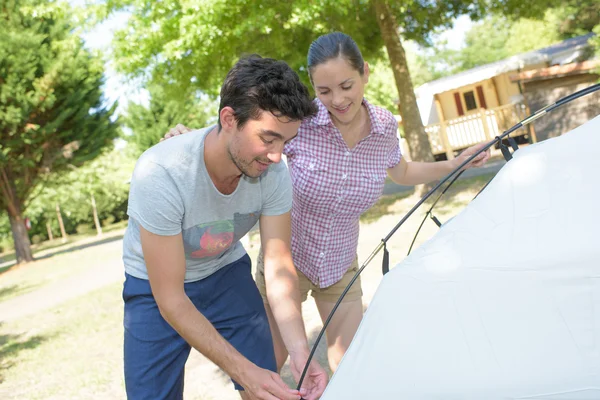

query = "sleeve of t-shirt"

[
  {"left": 261, "top": 162, "right": 293, "bottom": 216},
  {"left": 127, "top": 159, "right": 184, "bottom": 236},
  {"left": 385, "top": 113, "right": 403, "bottom": 168}
]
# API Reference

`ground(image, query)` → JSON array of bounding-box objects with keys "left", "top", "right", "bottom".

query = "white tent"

[{"left": 322, "top": 115, "right": 600, "bottom": 399}]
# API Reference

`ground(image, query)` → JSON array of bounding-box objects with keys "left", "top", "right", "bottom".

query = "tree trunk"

[
  {"left": 2, "top": 173, "right": 34, "bottom": 264},
  {"left": 56, "top": 203, "right": 68, "bottom": 243},
  {"left": 373, "top": 0, "right": 436, "bottom": 197},
  {"left": 8, "top": 213, "right": 33, "bottom": 264},
  {"left": 91, "top": 193, "right": 103, "bottom": 237},
  {"left": 46, "top": 221, "right": 54, "bottom": 241}
]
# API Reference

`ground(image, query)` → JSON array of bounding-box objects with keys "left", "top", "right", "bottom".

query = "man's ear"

[{"left": 219, "top": 106, "right": 237, "bottom": 131}]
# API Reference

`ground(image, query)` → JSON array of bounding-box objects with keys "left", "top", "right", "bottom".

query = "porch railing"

[{"left": 424, "top": 103, "right": 532, "bottom": 159}]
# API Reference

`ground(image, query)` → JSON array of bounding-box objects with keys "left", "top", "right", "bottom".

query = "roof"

[
  {"left": 509, "top": 59, "right": 600, "bottom": 82},
  {"left": 415, "top": 33, "right": 595, "bottom": 97}
]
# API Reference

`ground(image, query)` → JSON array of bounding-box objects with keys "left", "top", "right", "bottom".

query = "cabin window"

[{"left": 463, "top": 91, "right": 477, "bottom": 111}]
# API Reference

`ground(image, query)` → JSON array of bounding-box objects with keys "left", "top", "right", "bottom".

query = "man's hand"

[
  {"left": 160, "top": 123, "right": 193, "bottom": 142},
  {"left": 240, "top": 365, "right": 303, "bottom": 400},
  {"left": 455, "top": 142, "right": 491, "bottom": 170},
  {"left": 289, "top": 352, "right": 329, "bottom": 400}
]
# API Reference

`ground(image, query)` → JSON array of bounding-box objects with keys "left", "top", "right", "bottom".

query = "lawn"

[
  {"left": 0, "top": 225, "right": 126, "bottom": 303},
  {"left": 0, "top": 282, "right": 124, "bottom": 400}
]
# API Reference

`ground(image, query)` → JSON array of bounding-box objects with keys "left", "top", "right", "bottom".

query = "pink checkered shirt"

[{"left": 285, "top": 98, "right": 402, "bottom": 288}]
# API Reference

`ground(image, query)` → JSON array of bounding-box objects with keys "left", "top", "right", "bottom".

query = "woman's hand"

[{"left": 160, "top": 124, "right": 193, "bottom": 142}]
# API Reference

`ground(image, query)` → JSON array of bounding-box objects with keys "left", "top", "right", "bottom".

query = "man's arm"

[
  {"left": 140, "top": 227, "right": 301, "bottom": 400},
  {"left": 260, "top": 212, "right": 328, "bottom": 399},
  {"left": 260, "top": 212, "right": 307, "bottom": 353}
]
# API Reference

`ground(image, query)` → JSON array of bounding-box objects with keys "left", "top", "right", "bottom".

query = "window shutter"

[
  {"left": 454, "top": 92, "right": 464, "bottom": 116},
  {"left": 476, "top": 85, "right": 487, "bottom": 109}
]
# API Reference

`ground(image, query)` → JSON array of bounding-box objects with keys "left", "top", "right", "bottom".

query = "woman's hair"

[{"left": 307, "top": 32, "right": 365, "bottom": 78}]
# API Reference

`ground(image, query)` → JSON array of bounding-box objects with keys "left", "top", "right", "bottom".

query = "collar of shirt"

[{"left": 312, "top": 98, "right": 386, "bottom": 136}]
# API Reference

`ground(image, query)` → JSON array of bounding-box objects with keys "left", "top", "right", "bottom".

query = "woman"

[{"left": 165, "top": 32, "right": 489, "bottom": 374}]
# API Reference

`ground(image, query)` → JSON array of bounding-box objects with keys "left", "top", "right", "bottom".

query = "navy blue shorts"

[{"left": 123, "top": 254, "right": 276, "bottom": 399}]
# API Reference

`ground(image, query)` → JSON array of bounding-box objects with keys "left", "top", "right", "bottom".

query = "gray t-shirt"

[{"left": 122, "top": 126, "right": 292, "bottom": 282}]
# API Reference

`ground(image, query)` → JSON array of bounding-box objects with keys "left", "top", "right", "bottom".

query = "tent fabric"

[{"left": 321, "top": 115, "right": 600, "bottom": 399}]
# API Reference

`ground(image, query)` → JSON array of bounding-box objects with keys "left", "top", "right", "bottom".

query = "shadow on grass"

[
  {"left": 0, "top": 264, "right": 15, "bottom": 275},
  {"left": 32, "top": 234, "right": 125, "bottom": 262},
  {"left": 0, "top": 329, "right": 53, "bottom": 384},
  {"left": 0, "top": 234, "right": 125, "bottom": 276},
  {"left": 280, "top": 325, "right": 333, "bottom": 391},
  {"left": 205, "top": 320, "right": 337, "bottom": 390},
  {"left": 0, "top": 253, "right": 16, "bottom": 265},
  {"left": 361, "top": 172, "right": 495, "bottom": 227},
  {"left": 427, "top": 172, "right": 497, "bottom": 215},
  {"left": 0, "top": 284, "right": 39, "bottom": 304},
  {"left": 360, "top": 191, "right": 414, "bottom": 225}
]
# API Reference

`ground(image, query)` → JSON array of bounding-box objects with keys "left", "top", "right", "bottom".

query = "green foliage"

[
  {"left": 364, "top": 56, "right": 397, "bottom": 114},
  {"left": 449, "top": 14, "right": 561, "bottom": 72},
  {"left": 405, "top": 42, "right": 456, "bottom": 87},
  {"left": 109, "top": 0, "right": 385, "bottom": 95},
  {"left": 0, "top": 214, "right": 13, "bottom": 252},
  {"left": 0, "top": 0, "right": 119, "bottom": 214},
  {"left": 23, "top": 147, "right": 136, "bottom": 240},
  {"left": 364, "top": 45, "right": 452, "bottom": 114},
  {"left": 488, "top": 0, "right": 600, "bottom": 37},
  {"left": 432, "top": 0, "right": 599, "bottom": 76},
  {"left": 103, "top": 0, "right": 496, "bottom": 99},
  {"left": 552, "top": 0, "right": 600, "bottom": 38},
  {"left": 593, "top": 26, "right": 600, "bottom": 66},
  {"left": 122, "top": 85, "right": 217, "bottom": 155}
]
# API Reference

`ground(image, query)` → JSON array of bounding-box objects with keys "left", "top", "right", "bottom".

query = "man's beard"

[{"left": 227, "top": 143, "right": 266, "bottom": 179}]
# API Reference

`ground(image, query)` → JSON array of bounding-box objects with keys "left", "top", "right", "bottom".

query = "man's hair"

[{"left": 218, "top": 55, "right": 317, "bottom": 130}]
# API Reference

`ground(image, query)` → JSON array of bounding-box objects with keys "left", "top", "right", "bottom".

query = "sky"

[
  {"left": 79, "top": 10, "right": 146, "bottom": 114},
  {"left": 73, "top": 3, "right": 472, "bottom": 115}
]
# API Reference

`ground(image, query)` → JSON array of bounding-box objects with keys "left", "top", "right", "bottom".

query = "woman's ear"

[{"left": 363, "top": 62, "right": 370, "bottom": 83}]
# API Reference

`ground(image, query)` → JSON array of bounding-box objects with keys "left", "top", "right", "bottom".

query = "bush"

[
  {"left": 0, "top": 236, "right": 14, "bottom": 253},
  {"left": 31, "top": 234, "right": 43, "bottom": 245},
  {"left": 102, "top": 215, "right": 116, "bottom": 227},
  {"left": 75, "top": 224, "right": 93, "bottom": 235}
]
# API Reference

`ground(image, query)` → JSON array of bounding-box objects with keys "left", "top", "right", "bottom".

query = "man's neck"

[{"left": 204, "top": 127, "right": 242, "bottom": 195}]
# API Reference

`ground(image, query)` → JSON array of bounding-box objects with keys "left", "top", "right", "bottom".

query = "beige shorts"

[{"left": 255, "top": 252, "right": 363, "bottom": 304}]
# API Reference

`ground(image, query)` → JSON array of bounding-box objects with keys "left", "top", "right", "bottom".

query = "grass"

[
  {"left": 360, "top": 190, "right": 414, "bottom": 224},
  {"left": 0, "top": 223, "right": 126, "bottom": 303},
  {"left": 361, "top": 172, "right": 496, "bottom": 225},
  {"left": 0, "top": 282, "right": 125, "bottom": 400}
]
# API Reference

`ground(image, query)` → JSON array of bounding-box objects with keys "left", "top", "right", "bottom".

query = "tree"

[
  {"left": 122, "top": 85, "right": 217, "bottom": 155},
  {"left": 0, "top": 0, "right": 119, "bottom": 264},
  {"left": 439, "top": 1, "right": 599, "bottom": 74},
  {"left": 372, "top": 0, "right": 439, "bottom": 169},
  {"left": 104, "top": 0, "right": 493, "bottom": 170},
  {"left": 23, "top": 146, "right": 135, "bottom": 242},
  {"left": 439, "top": 15, "right": 561, "bottom": 73}
]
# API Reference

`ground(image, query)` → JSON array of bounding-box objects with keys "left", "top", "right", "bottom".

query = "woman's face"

[{"left": 310, "top": 56, "right": 369, "bottom": 127}]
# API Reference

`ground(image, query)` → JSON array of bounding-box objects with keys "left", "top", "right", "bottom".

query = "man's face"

[{"left": 227, "top": 111, "right": 301, "bottom": 178}]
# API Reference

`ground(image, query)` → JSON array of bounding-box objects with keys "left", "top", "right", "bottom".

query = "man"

[{"left": 122, "top": 55, "right": 328, "bottom": 400}]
